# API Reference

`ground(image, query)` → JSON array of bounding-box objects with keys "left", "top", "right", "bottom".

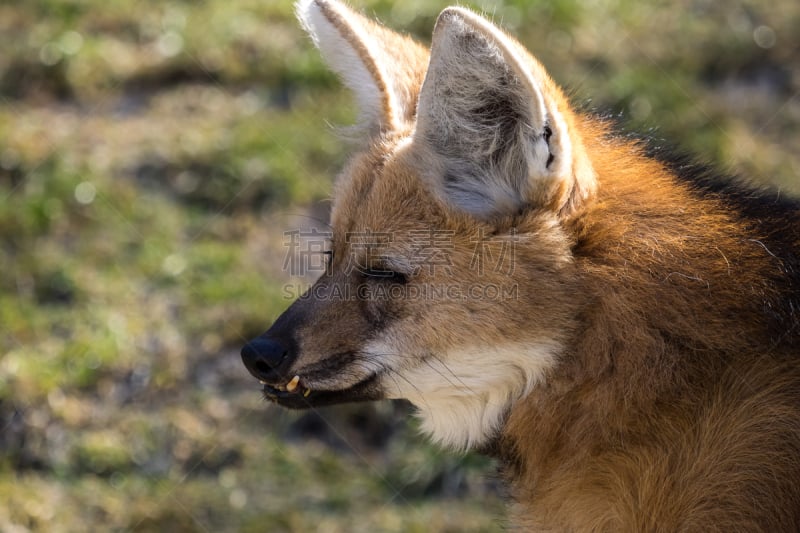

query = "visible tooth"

[
  {"left": 303, "top": 388, "right": 311, "bottom": 397},
  {"left": 259, "top": 380, "right": 267, "bottom": 385},
  {"left": 286, "top": 375, "right": 300, "bottom": 392}
]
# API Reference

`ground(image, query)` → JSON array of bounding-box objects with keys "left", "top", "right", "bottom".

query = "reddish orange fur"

[
  {"left": 501, "top": 119, "right": 800, "bottom": 529},
  {"left": 250, "top": 3, "right": 800, "bottom": 529}
]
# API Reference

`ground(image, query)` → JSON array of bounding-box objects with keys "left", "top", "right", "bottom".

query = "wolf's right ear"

[{"left": 295, "top": 0, "right": 429, "bottom": 134}]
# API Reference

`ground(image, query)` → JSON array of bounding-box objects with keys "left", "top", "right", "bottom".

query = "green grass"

[{"left": 1, "top": 0, "right": 798, "bottom": 530}]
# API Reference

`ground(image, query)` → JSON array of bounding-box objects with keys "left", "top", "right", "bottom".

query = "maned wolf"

[{"left": 241, "top": 0, "right": 800, "bottom": 529}]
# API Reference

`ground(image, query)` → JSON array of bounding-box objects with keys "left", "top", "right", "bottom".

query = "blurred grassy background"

[{"left": 0, "top": 0, "right": 797, "bottom": 531}]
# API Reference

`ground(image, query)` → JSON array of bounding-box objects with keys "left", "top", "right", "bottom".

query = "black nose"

[{"left": 241, "top": 337, "right": 290, "bottom": 381}]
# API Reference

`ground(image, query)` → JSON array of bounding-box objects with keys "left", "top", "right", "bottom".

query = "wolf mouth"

[{"left": 262, "top": 372, "right": 382, "bottom": 408}]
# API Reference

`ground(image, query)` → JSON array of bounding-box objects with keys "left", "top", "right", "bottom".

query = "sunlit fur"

[
  {"left": 370, "top": 339, "right": 561, "bottom": 450},
  {"left": 270, "top": 1, "right": 800, "bottom": 529}
]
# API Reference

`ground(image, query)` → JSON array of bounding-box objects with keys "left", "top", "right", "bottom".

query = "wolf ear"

[
  {"left": 414, "top": 7, "right": 595, "bottom": 219},
  {"left": 296, "top": 0, "right": 429, "bottom": 133}
]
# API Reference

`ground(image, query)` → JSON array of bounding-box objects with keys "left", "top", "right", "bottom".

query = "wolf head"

[{"left": 242, "top": 0, "right": 599, "bottom": 450}]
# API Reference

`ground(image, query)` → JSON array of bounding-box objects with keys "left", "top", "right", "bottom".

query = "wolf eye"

[{"left": 361, "top": 267, "right": 408, "bottom": 284}]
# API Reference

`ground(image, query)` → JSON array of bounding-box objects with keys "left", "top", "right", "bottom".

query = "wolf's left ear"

[
  {"left": 414, "top": 8, "right": 596, "bottom": 219},
  {"left": 296, "top": 0, "right": 429, "bottom": 133}
]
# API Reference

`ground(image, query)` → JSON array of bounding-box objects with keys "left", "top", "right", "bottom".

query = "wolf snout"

[{"left": 240, "top": 336, "right": 293, "bottom": 382}]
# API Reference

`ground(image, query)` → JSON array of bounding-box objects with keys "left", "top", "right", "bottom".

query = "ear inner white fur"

[
  {"left": 296, "top": 0, "right": 400, "bottom": 130},
  {"left": 296, "top": 0, "right": 433, "bottom": 133},
  {"left": 414, "top": 7, "right": 575, "bottom": 218}
]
